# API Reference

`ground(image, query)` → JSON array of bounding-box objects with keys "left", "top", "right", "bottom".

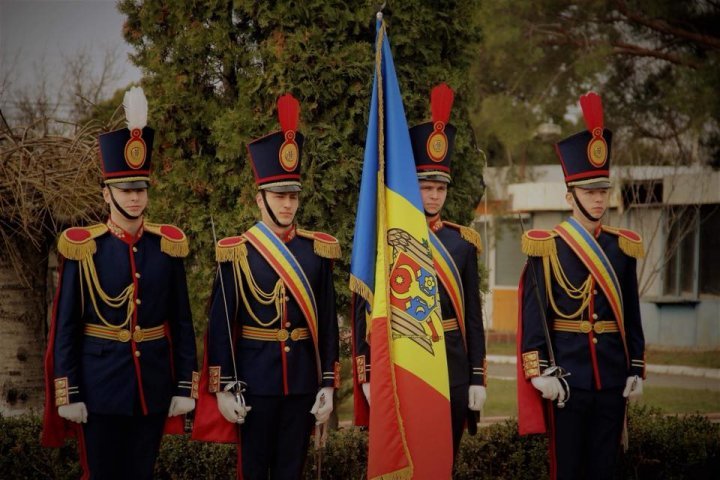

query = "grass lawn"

[
  {"left": 482, "top": 378, "right": 720, "bottom": 417},
  {"left": 337, "top": 378, "right": 720, "bottom": 423},
  {"left": 487, "top": 340, "right": 720, "bottom": 369}
]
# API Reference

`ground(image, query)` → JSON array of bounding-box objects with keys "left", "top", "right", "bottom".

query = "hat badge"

[
  {"left": 427, "top": 121, "right": 448, "bottom": 163},
  {"left": 580, "top": 92, "right": 607, "bottom": 168},
  {"left": 124, "top": 128, "right": 147, "bottom": 169},
  {"left": 122, "top": 87, "right": 149, "bottom": 170}
]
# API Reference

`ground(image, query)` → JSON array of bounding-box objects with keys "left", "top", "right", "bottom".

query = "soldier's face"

[
  {"left": 103, "top": 186, "right": 148, "bottom": 217},
  {"left": 257, "top": 191, "right": 299, "bottom": 227},
  {"left": 567, "top": 187, "right": 609, "bottom": 219},
  {"left": 419, "top": 180, "right": 448, "bottom": 216}
]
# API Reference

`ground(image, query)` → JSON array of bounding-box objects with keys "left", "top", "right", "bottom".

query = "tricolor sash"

[
  {"left": 430, "top": 231, "right": 466, "bottom": 346},
  {"left": 242, "top": 222, "right": 321, "bottom": 375},
  {"left": 553, "top": 218, "right": 628, "bottom": 362}
]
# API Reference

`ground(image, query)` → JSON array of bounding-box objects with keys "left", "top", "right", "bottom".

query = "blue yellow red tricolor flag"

[{"left": 350, "top": 13, "right": 453, "bottom": 479}]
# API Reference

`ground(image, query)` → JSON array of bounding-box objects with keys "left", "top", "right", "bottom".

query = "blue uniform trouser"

[
  {"left": 82, "top": 412, "right": 166, "bottom": 480},
  {"left": 240, "top": 393, "right": 316, "bottom": 480},
  {"left": 553, "top": 387, "right": 626, "bottom": 480},
  {"left": 450, "top": 383, "right": 469, "bottom": 460}
]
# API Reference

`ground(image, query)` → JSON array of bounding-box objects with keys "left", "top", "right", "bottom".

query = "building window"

[
  {"left": 622, "top": 180, "right": 663, "bottom": 208},
  {"left": 663, "top": 205, "right": 720, "bottom": 297}
]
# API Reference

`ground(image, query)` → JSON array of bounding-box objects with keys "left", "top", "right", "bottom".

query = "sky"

[{"left": 0, "top": 0, "right": 142, "bottom": 122}]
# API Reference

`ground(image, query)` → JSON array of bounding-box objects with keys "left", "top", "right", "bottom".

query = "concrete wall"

[{"left": 641, "top": 299, "right": 720, "bottom": 348}]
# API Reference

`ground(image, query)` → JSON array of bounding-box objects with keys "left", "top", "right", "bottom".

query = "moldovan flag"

[{"left": 349, "top": 14, "right": 453, "bottom": 480}]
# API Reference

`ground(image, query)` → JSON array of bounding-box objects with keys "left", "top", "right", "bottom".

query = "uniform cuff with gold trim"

[
  {"left": 207, "top": 366, "right": 235, "bottom": 393},
  {"left": 322, "top": 362, "right": 341, "bottom": 389},
  {"left": 191, "top": 371, "right": 200, "bottom": 399},
  {"left": 471, "top": 359, "right": 488, "bottom": 386},
  {"left": 54, "top": 377, "right": 80, "bottom": 407},
  {"left": 521, "top": 351, "right": 545, "bottom": 379},
  {"left": 630, "top": 358, "right": 646, "bottom": 379},
  {"left": 176, "top": 371, "right": 200, "bottom": 397},
  {"left": 355, "top": 355, "right": 370, "bottom": 384}
]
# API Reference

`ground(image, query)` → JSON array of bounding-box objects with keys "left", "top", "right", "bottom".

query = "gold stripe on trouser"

[
  {"left": 242, "top": 325, "right": 310, "bottom": 341},
  {"left": 553, "top": 319, "right": 619, "bottom": 334},
  {"left": 84, "top": 324, "right": 166, "bottom": 342},
  {"left": 442, "top": 318, "right": 459, "bottom": 332}
]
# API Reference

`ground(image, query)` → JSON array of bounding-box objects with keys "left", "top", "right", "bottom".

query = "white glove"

[
  {"left": 58, "top": 402, "right": 88, "bottom": 424},
  {"left": 531, "top": 376, "right": 566, "bottom": 403},
  {"left": 468, "top": 385, "right": 487, "bottom": 411},
  {"left": 622, "top": 375, "right": 643, "bottom": 399},
  {"left": 168, "top": 396, "right": 196, "bottom": 417},
  {"left": 216, "top": 391, "right": 252, "bottom": 424},
  {"left": 310, "top": 387, "right": 334, "bottom": 425},
  {"left": 361, "top": 382, "right": 371, "bottom": 406}
]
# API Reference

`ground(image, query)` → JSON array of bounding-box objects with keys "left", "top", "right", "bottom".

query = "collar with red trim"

[{"left": 106, "top": 218, "right": 144, "bottom": 245}]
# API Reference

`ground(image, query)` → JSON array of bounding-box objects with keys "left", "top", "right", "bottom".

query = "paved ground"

[{"left": 487, "top": 359, "right": 720, "bottom": 391}]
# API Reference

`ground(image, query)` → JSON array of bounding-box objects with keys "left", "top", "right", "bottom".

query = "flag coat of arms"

[{"left": 350, "top": 14, "right": 453, "bottom": 480}]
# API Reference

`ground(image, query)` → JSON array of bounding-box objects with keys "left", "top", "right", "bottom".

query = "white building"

[{"left": 476, "top": 165, "right": 720, "bottom": 348}]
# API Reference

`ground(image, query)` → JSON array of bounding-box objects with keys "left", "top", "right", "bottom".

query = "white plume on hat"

[{"left": 123, "top": 86, "right": 148, "bottom": 131}]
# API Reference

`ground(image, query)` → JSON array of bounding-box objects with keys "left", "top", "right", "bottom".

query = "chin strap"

[
  {"left": 260, "top": 190, "right": 293, "bottom": 229},
  {"left": 108, "top": 186, "right": 143, "bottom": 220},
  {"left": 571, "top": 188, "right": 601, "bottom": 222}
]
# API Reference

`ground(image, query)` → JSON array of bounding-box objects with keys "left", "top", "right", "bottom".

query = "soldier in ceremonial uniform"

[
  {"left": 517, "top": 92, "right": 646, "bottom": 480},
  {"left": 41, "top": 87, "right": 198, "bottom": 479},
  {"left": 193, "top": 93, "right": 340, "bottom": 480},
  {"left": 353, "top": 83, "right": 487, "bottom": 460}
]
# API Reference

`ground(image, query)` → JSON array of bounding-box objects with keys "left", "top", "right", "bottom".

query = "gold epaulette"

[
  {"left": 443, "top": 221, "right": 482, "bottom": 253},
  {"left": 521, "top": 229, "right": 558, "bottom": 257},
  {"left": 215, "top": 236, "right": 247, "bottom": 263},
  {"left": 601, "top": 225, "right": 645, "bottom": 258},
  {"left": 57, "top": 224, "right": 109, "bottom": 260},
  {"left": 297, "top": 229, "right": 341, "bottom": 259},
  {"left": 144, "top": 223, "right": 189, "bottom": 258}
]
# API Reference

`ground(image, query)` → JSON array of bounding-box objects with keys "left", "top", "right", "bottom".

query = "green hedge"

[{"left": 2, "top": 406, "right": 718, "bottom": 479}]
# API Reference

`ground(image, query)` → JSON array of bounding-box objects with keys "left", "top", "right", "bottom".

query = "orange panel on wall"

[{"left": 492, "top": 287, "right": 519, "bottom": 333}]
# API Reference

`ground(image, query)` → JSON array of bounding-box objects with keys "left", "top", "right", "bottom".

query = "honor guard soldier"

[
  {"left": 517, "top": 92, "right": 646, "bottom": 480},
  {"left": 192, "top": 94, "right": 341, "bottom": 480},
  {"left": 353, "top": 83, "right": 487, "bottom": 461},
  {"left": 41, "top": 87, "right": 198, "bottom": 479}
]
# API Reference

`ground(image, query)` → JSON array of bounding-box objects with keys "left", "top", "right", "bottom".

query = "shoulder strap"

[
  {"left": 442, "top": 221, "right": 482, "bottom": 253},
  {"left": 58, "top": 224, "right": 108, "bottom": 260},
  {"left": 521, "top": 229, "right": 558, "bottom": 257},
  {"left": 296, "top": 228, "right": 341, "bottom": 259},
  {"left": 215, "top": 236, "right": 247, "bottom": 263},
  {"left": 144, "top": 222, "right": 189, "bottom": 257},
  {"left": 601, "top": 225, "right": 644, "bottom": 258}
]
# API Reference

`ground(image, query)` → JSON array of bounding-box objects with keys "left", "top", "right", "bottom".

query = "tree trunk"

[{"left": 0, "top": 239, "right": 49, "bottom": 416}]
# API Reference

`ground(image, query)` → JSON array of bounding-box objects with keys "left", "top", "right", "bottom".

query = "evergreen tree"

[{"left": 118, "top": 0, "right": 484, "bottom": 323}]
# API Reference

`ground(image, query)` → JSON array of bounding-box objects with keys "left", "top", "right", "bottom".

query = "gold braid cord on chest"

[
  {"left": 542, "top": 253, "right": 593, "bottom": 319},
  {"left": 78, "top": 256, "right": 135, "bottom": 328},
  {"left": 231, "top": 243, "right": 285, "bottom": 327}
]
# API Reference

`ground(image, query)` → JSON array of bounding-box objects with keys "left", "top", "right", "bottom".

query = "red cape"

[
  {"left": 516, "top": 265, "right": 549, "bottom": 436},
  {"left": 190, "top": 333, "right": 239, "bottom": 443}
]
